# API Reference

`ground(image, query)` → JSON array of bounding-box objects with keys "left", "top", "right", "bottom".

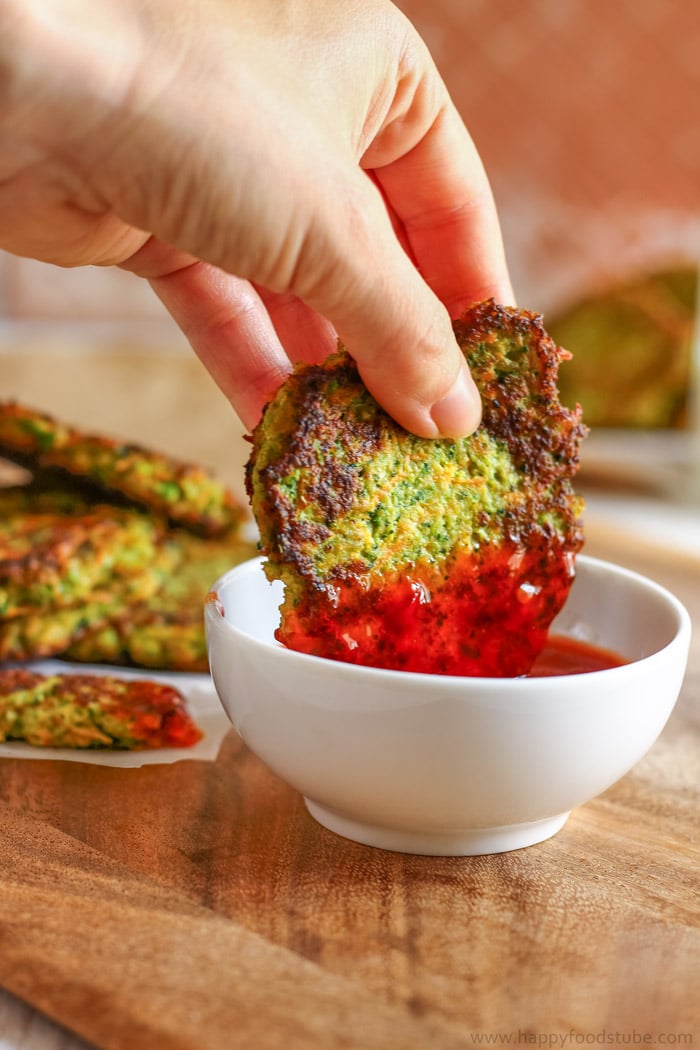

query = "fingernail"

[{"left": 429, "top": 361, "right": 482, "bottom": 438}]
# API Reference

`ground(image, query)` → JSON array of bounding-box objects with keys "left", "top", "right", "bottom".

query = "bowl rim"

[{"left": 205, "top": 553, "right": 691, "bottom": 687}]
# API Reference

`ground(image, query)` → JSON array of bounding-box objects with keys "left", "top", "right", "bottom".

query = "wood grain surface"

[{"left": 0, "top": 520, "right": 698, "bottom": 1050}]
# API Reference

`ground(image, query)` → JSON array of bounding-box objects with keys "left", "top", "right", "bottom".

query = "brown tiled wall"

[
  {"left": 0, "top": 0, "right": 697, "bottom": 323},
  {"left": 397, "top": 0, "right": 699, "bottom": 310}
]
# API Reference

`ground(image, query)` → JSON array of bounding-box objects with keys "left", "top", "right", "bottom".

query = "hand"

[{"left": 0, "top": 0, "right": 513, "bottom": 437}]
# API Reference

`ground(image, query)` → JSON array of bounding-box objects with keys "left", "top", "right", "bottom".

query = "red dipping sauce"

[
  {"left": 277, "top": 570, "right": 628, "bottom": 678},
  {"left": 528, "top": 634, "right": 628, "bottom": 677},
  {"left": 276, "top": 546, "right": 627, "bottom": 679},
  {"left": 276, "top": 542, "right": 579, "bottom": 678}
]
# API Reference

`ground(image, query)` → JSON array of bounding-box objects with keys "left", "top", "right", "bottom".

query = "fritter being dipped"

[
  {"left": 0, "top": 667, "right": 201, "bottom": 749},
  {"left": 247, "top": 299, "right": 586, "bottom": 677},
  {"left": 0, "top": 401, "right": 244, "bottom": 537}
]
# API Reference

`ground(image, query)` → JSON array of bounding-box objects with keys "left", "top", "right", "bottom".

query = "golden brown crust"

[{"left": 462, "top": 300, "right": 585, "bottom": 481}]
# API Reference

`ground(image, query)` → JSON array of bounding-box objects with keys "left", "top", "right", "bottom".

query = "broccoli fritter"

[
  {"left": 549, "top": 265, "right": 697, "bottom": 429},
  {"left": 0, "top": 476, "right": 254, "bottom": 669},
  {"left": 0, "top": 525, "right": 255, "bottom": 670},
  {"left": 0, "top": 489, "right": 178, "bottom": 620},
  {"left": 0, "top": 401, "right": 244, "bottom": 536},
  {"left": 0, "top": 667, "right": 201, "bottom": 749},
  {"left": 0, "top": 593, "right": 138, "bottom": 664},
  {"left": 247, "top": 299, "right": 586, "bottom": 677},
  {"left": 65, "top": 530, "right": 257, "bottom": 671}
]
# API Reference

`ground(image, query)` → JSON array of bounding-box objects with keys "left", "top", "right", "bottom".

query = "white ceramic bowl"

[{"left": 205, "top": 555, "right": 691, "bottom": 856}]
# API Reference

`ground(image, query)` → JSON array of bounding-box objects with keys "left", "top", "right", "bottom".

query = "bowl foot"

[{"left": 304, "top": 800, "right": 570, "bottom": 856}]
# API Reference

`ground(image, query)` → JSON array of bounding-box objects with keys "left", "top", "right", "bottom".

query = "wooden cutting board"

[
  {"left": 1, "top": 344, "right": 699, "bottom": 1046},
  {"left": 0, "top": 518, "right": 698, "bottom": 1050}
]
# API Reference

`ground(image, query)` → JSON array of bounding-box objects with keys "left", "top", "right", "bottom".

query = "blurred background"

[
  {"left": 1, "top": 0, "right": 698, "bottom": 533},
  {"left": 400, "top": 0, "right": 698, "bottom": 313},
  {"left": 396, "top": 0, "right": 700, "bottom": 516}
]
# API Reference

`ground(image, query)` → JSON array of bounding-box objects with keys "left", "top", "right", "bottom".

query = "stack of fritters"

[
  {"left": 0, "top": 404, "right": 256, "bottom": 671},
  {"left": 248, "top": 299, "right": 587, "bottom": 677},
  {"left": 0, "top": 401, "right": 243, "bottom": 535},
  {"left": 63, "top": 528, "right": 255, "bottom": 671}
]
